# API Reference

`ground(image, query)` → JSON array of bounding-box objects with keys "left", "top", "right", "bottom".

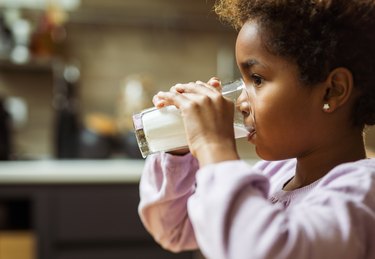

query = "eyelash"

[{"left": 250, "top": 74, "right": 264, "bottom": 87}]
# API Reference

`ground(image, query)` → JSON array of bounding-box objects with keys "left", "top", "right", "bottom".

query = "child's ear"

[{"left": 322, "top": 67, "right": 354, "bottom": 112}]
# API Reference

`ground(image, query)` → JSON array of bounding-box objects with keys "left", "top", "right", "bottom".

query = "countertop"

[
  {"left": 0, "top": 159, "right": 145, "bottom": 184},
  {"left": 0, "top": 158, "right": 259, "bottom": 185}
]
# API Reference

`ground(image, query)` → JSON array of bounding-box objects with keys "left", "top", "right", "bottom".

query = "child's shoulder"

[
  {"left": 311, "top": 159, "right": 375, "bottom": 207},
  {"left": 320, "top": 158, "right": 375, "bottom": 187},
  {"left": 253, "top": 158, "right": 375, "bottom": 183},
  {"left": 253, "top": 159, "right": 296, "bottom": 179}
]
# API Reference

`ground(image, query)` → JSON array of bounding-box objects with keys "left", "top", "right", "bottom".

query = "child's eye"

[{"left": 251, "top": 74, "right": 263, "bottom": 87}]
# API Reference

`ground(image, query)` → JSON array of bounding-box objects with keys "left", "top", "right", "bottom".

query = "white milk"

[
  {"left": 133, "top": 79, "right": 247, "bottom": 157},
  {"left": 143, "top": 106, "right": 188, "bottom": 153}
]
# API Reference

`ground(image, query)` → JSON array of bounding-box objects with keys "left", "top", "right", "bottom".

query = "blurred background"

[
  {"left": 0, "top": 1, "right": 374, "bottom": 259},
  {"left": 0, "top": 1, "right": 241, "bottom": 259},
  {"left": 0, "top": 0, "right": 256, "bottom": 161}
]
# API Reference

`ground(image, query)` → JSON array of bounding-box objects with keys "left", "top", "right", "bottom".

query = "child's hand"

[{"left": 154, "top": 77, "right": 239, "bottom": 166}]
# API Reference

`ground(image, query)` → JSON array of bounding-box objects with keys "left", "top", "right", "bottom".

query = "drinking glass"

[{"left": 133, "top": 79, "right": 247, "bottom": 158}]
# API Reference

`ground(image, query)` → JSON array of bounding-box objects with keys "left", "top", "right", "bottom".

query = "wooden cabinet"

[{"left": 0, "top": 184, "right": 194, "bottom": 259}]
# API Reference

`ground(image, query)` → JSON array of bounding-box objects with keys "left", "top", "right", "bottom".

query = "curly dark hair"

[{"left": 215, "top": 0, "right": 375, "bottom": 127}]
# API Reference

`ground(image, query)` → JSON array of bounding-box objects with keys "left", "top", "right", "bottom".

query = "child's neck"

[{"left": 283, "top": 130, "right": 367, "bottom": 191}]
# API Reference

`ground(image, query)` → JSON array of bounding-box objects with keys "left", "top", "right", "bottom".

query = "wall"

[
  {"left": 64, "top": 22, "right": 258, "bottom": 159},
  {"left": 0, "top": 4, "right": 247, "bottom": 158},
  {"left": 65, "top": 23, "right": 237, "bottom": 116}
]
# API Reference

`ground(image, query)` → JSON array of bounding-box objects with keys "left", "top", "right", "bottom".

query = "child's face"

[{"left": 236, "top": 21, "right": 324, "bottom": 160}]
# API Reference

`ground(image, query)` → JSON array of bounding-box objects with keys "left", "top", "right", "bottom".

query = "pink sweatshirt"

[{"left": 138, "top": 153, "right": 375, "bottom": 259}]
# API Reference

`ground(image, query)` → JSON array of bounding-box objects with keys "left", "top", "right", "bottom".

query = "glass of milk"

[{"left": 133, "top": 79, "right": 247, "bottom": 158}]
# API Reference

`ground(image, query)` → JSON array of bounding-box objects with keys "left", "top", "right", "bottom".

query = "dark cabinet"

[
  {"left": 53, "top": 186, "right": 145, "bottom": 242},
  {"left": 0, "top": 184, "right": 194, "bottom": 259}
]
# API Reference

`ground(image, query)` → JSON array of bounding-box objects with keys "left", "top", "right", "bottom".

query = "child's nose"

[{"left": 237, "top": 88, "right": 252, "bottom": 116}]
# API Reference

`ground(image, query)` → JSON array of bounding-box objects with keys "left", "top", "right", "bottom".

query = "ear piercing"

[{"left": 323, "top": 103, "right": 330, "bottom": 111}]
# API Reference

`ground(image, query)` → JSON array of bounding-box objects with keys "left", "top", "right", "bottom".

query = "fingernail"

[
  {"left": 156, "top": 101, "right": 165, "bottom": 108},
  {"left": 174, "top": 84, "right": 184, "bottom": 93},
  {"left": 208, "top": 77, "right": 221, "bottom": 87}
]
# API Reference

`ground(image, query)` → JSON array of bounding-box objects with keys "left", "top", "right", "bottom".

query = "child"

[{"left": 138, "top": 0, "right": 375, "bottom": 258}]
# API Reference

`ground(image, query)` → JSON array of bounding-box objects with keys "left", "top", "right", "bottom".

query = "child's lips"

[{"left": 246, "top": 125, "right": 256, "bottom": 140}]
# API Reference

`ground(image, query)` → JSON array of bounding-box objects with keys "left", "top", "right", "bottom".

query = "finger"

[
  {"left": 174, "top": 82, "right": 220, "bottom": 97},
  {"left": 207, "top": 77, "right": 222, "bottom": 90},
  {"left": 170, "top": 83, "right": 184, "bottom": 93},
  {"left": 155, "top": 91, "right": 192, "bottom": 109},
  {"left": 171, "top": 82, "right": 193, "bottom": 93},
  {"left": 155, "top": 83, "right": 189, "bottom": 108},
  {"left": 152, "top": 94, "right": 166, "bottom": 108},
  {"left": 196, "top": 80, "right": 223, "bottom": 94}
]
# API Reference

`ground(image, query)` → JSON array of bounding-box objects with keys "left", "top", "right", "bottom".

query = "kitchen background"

[
  {"left": 0, "top": 1, "right": 248, "bottom": 259},
  {"left": 0, "top": 0, "right": 262, "bottom": 161},
  {"left": 1, "top": 0, "right": 375, "bottom": 161}
]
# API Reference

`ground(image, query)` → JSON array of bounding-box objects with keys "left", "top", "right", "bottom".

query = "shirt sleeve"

[
  {"left": 188, "top": 160, "right": 375, "bottom": 259},
  {"left": 138, "top": 152, "right": 200, "bottom": 252}
]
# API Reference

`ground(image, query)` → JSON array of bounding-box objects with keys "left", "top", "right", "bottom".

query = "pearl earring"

[{"left": 323, "top": 103, "right": 330, "bottom": 111}]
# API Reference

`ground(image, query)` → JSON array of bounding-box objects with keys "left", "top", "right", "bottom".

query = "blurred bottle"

[
  {"left": 53, "top": 62, "right": 81, "bottom": 159},
  {"left": 10, "top": 17, "right": 31, "bottom": 64},
  {"left": 0, "top": 96, "right": 12, "bottom": 160},
  {"left": 0, "top": 13, "right": 13, "bottom": 60},
  {"left": 30, "top": 3, "right": 67, "bottom": 58}
]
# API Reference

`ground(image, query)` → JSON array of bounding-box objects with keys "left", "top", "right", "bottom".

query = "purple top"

[{"left": 138, "top": 153, "right": 375, "bottom": 259}]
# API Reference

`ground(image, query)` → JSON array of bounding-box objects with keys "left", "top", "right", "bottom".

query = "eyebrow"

[{"left": 245, "top": 59, "right": 268, "bottom": 69}]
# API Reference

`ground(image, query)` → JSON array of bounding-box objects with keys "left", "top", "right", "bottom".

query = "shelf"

[{"left": 0, "top": 58, "right": 58, "bottom": 73}]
